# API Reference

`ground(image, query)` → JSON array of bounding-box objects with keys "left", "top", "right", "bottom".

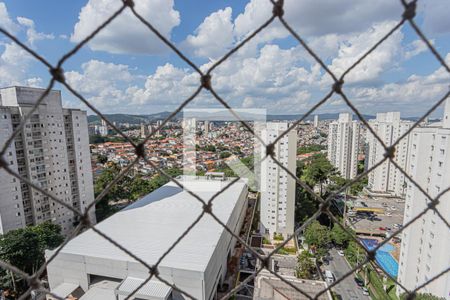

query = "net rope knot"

[
  {"left": 149, "top": 265, "right": 159, "bottom": 277},
  {"left": 80, "top": 214, "right": 92, "bottom": 228},
  {"left": 332, "top": 79, "right": 344, "bottom": 94},
  {"left": 272, "top": 0, "right": 284, "bottom": 17},
  {"left": 266, "top": 143, "right": 275, "bottom": 157},
  {"left": 28, "top": 277, "right": 41, "bottom": 290},
  {"left": 123, "top": 0, "right": 134, "bottom": 8},
  {"left": 50, "top": 67, "right": 65, "bottom": 82},
  {"left": 135, "top": 142, "right": 146, "bottom": 158},
  {"left": 262, "top": 257, "right": 271, "bottom": 270},
  {"left": 201, "top": 74, "right": 212, "bottom": 90},
  {"left": 203, "top": 202, "right": 213, "bottom": 214},
  {"left": 0, "top": 155, "right": 7, "bottom": 169},
  {"left": 367, "top": 250, "right": 376, "bottom": 261},
  {"left": 384, "top": 145, "right": 396, "bottom": 159},
  {"left": 406, "top": 293, "right": 417, "bottom": 300},
  {"left": 402, "top": 1, "right": 417, "bottom": 20},
  {"left": 427, "top": 199, "right": 439, "bottom": 210}
]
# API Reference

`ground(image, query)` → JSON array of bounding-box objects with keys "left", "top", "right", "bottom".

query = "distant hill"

[
  {"left": 88, "top": 112, "right": 431, "bottom": 124},
  {"left": 87, "top": 112, "right": 178, "bottom": 124}
]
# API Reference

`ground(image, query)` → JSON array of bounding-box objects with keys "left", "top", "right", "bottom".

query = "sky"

[{"left": 0, "top": 0, "right": 450, "bottom": 118}]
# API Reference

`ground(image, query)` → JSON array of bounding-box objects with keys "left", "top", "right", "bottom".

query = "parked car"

[
  {"left": 325, "top": 270, "right": 335, "bottom": 283},
  {"left": 337, "top": 250, "right": 345, "bottom": 256},
  {"left": 386, "top": 212, "right": 392, "bottom": 217},
  {"left": 354, "top": 277, "right": 364, "bottom": 287},
  {"left": 362, "top": 287, "right": 370, "bottom": 296},
  {"left": 379, "top": 227, "right": 387, "bottom": 231}
]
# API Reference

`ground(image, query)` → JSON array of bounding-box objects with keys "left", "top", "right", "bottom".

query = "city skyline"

[{"left": 0, "top": 1, "right": 449, "bottom": 299}]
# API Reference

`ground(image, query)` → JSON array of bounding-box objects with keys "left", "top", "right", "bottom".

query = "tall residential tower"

[
  {"left": 366, "top": 112, "right": 413, "bottom": 197},
  {"left": 259, "top": 122, "right": 296, "bottom": 239},
  {"left": 0, "top": 86, "right": 96, "bottom": 235},
  {"left": 397, "top": 100, "right": 450, "bottom": 298},
  {"left": 327, "top": 113, "right": 360, "bottom": 179}
]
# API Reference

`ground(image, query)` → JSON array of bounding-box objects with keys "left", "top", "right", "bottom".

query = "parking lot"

[{"left": 347, "top": 195, "right": 405, "bottom": 238}]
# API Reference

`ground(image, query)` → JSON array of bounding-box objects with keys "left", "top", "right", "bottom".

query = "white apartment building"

[
  {"left": 366, "top": 112, "right": 412, "bottom": 197},
  {"left": 327, "top": 113, "right": 360, "bottom": 179},
  {"left": 313, "top": 115, "right": 319, "bottom": 128},
  {"left": 397, "top": 100, "right": 450, "bottom": 299},
  {"left": 46, "top": 176, "right": 248, "bottom": 300},
  {"left": 0, "top": 86, "right": 95, "bottom": 235},
  {"left": 97, "top": 119, "right": 108, "bottom": 136},
  {"left": 259, "top": 122, "right": 296, "bottom": 239}
]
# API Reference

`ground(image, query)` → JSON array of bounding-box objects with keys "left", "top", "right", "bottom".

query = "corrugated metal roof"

[
  {"left": 116, "top": 277, "right": 171, "bottom": 299},
  {"left": 57, "top": 176, "right": 247, "bottom": 272}
]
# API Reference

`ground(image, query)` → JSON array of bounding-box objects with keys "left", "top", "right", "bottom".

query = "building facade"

[
  {"left": 46, "top": 176, "right": 249, "bottom": 300},
  {"left": 259, "top": 122, "right": 296, "bottom": 239},
  {"left": 397, "top": 100, "right": 450, "bottom": 299},
  {"left": 0, "top": 86, "right": 95, "bottom": 235},
  {"left": 313, "top": 115, "right": 319, "bottom": 128},
  {"left": 366, "top": 112, "right": 412, "bottom": 197},
  {"left": 327, "top": 113, "right": 360, "bottom": 179}
]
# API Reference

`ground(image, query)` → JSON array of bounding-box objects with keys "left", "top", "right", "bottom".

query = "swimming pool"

[{"left": 360, "top": 238, "right": 399, "bottom": 278}]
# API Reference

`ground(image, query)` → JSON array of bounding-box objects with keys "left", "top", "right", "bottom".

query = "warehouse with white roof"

[{"left": 46, "top": 176, "right": 249, "bottom": 300}]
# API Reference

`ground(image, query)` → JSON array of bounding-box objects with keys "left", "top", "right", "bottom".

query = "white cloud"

[
  {"left": 184, "top": 7, "right": 234, "bottom": 59},
  {"left": 404, "top": 39, "right": 431, "bottom": 60},
  {"left": 130, "top": 63, "right": 199, "bottom": 106},
  {"left": 71, "top": 0, "right": 180, "bottom": 55},
  {"left": 65, "top": 60, "right": 134, "bottom": 98},
  {"left": 345, "top": 53, "right": 450, "bottom": 115},
  {"left": 0, "top": 2, "right": 18, "bottom": 33},
  {"left": 325, "top": 21, "right": 403, "bottom": 84},
  {"left": 0, "top": 42, "right": 36, "bottom": 86},
  {"left": 17, "top": 16, "right": 54, "bottom": 47},
  {"left": 234, "top": 0, "right": 402, "bottom": 42},
  {"left": 65, "top": 44, "right": 318, "bottom": 113}
]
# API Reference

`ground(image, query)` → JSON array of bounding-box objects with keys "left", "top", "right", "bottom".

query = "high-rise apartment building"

[
  {"left": 366, "top": 112, "right": 412, "bottom": 197},
  {"left": 397, "top": 100, "right": 450, "bottom": 298},
  {"left": 204, "top": 120, "right": 209, "bottom": 135},
  {"left": 259, "top": 122, "right": 296, "bottom": 239},
  {"left": 313, "top": 115, "right": 319, "bottom": 128},
  {"left": 97, "top": 119, "right": 108, "bottom": 136},
  {"left": 327, "top": 113, "right": 360, "bottom": 179},
  {"left": 0, "top": 86, "right": 96, "bottom": 235},
  {"left": 140, "top": 123, "right": 149, "bottom": 138}
]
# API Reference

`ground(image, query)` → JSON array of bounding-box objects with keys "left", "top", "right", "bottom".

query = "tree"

[
  {"left": 0, "top": 222, "right": 64, "bottom": 293},
  {"left": 31, "top": 222, "right": 65, "bottom": 250},
  {"left": 400, "top": 293, "right": 444, "bottom": 300},
  {"left": 302, "top": 153, "right": 336, "bottom": 196},
  {"left": 349, "top": 176, "right": 368, "bottom": 195},
  {"left": 97, "top": 154, "right": 108, "bottom": 164},
  {"left": 303, "top": 221, "right": 330, "bottom": 257},
  {"left": 297, "top": 144, "right": 325, "bottom": 155},
  {"left": 344, "top": 240, "right": 366, "bottom": 265},
  {"left": 296, "top": 251, "right": 316, "bottom": 279},
  {"left": 219, "top": 151, "right": 232, "bottom": 159},
  {"left": 295, "top": 189, "right": 319, "bottom": 224},
  {"left": 0, "top": 229, "right": 41, "bottom": 274},
  {"left": 330, "top": 223, "right": 351, "bottom": 247}
]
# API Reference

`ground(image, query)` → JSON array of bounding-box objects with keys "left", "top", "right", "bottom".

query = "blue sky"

[{"left": 1, "top": 0, "right": 449, "bottom": 117}]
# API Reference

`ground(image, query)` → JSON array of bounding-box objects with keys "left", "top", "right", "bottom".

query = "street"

[{"left": 325, "top": 248, "right": 369, "bottom": 300}]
